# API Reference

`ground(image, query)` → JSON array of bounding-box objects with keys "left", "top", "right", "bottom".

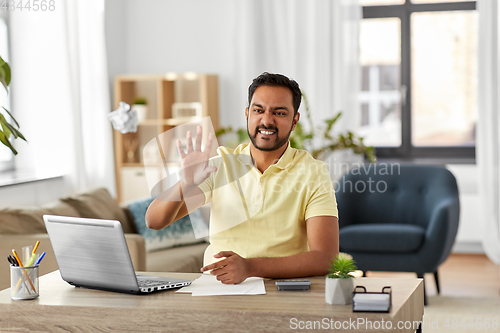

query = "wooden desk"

[{"left": 0, "top": 271, "right": 424, "bottom": 332}]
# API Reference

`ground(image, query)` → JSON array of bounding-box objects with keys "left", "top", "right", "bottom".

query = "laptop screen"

[{"left": 43, "top": 215, "right": 139, "bottom": 292}]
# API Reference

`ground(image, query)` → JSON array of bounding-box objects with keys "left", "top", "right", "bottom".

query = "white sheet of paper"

[{"left": 176, "top": 275, "right": 266, "bottom": 296}]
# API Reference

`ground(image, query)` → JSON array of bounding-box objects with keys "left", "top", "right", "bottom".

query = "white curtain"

[
  {"left": 62, "top": 0, "right": 115, "bottom": 195},
  {"left": 477, "top": 0, "right": 500, "bottom": 264},
  {"left": 233, "top": 0, "right": 361, "bottom": 136},
  {"left": 9, "top": 0, "right": 115, "bottom": 196}
]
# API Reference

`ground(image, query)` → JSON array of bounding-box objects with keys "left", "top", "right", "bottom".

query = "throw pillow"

[
  {"left": 128, "top": 196, "right": 209, "bottom": 252},
  {"left": 61, "top": 187, "right": 133, "bottom": 233},
  {"left": 0, "top": 201, "right": 81, "bottom": 234}
]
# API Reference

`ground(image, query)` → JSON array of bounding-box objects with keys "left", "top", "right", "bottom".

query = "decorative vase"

[
  {"left": 132, "top": 104, "right": 148, "bottom": 123},
  {"left": 325, "top": 277, "right": 354, "bottom": 305}
]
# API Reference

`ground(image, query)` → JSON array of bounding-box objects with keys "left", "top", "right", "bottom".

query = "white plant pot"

[
  {"left": 132, "top": 104, "right": 148, "bottom": 123},
  {"left": 325, "top": 277, "right": 354, "bottom": 305}
]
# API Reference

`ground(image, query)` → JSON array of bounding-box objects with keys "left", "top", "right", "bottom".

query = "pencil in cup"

[
  {"left": 15, "top": 252, "right": 45, "bottom": 295},
  {"left": 11, "top": 250, "right": 36, "bottom": 294},
  {"left": 13, "top": 242, "right": 40, "bottom": 294},
  {"left": 13, "top": 254, "right": 37, "bottom": 295}
]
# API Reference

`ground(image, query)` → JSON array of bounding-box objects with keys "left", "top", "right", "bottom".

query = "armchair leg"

[
  {"left": 362, "top": 271, "right": 366, "bottom": 277},
  {"left": 417, "top": 273, "right": 427, "bottom": 306},
  {"left": 434, "top": 271, "right": 440, "bottom": 294}
]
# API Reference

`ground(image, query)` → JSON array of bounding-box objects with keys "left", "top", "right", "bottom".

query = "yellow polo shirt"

[{"left": 198, "top": 143, "right": 338, "bottom": 265}]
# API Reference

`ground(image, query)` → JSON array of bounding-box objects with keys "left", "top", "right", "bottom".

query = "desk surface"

[{"left": 0, "top": 271, "right": 423, "bottom": 332}]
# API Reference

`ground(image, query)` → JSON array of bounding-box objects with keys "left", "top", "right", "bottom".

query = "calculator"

[{"left": 275, "top": 280, "right": 311, "bottom": 291}]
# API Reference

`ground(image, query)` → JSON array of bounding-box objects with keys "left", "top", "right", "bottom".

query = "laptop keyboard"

[{"left": 137, "top": 279, "right": 170, "bottom": 287}]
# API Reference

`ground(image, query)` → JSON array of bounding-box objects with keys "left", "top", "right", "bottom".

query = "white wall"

[
  {"left": 105, "top": 0, "right": 128, "bottom": 96},
  {"left": 0, "top": 177, "right": 71, "bottom": 209},
  {"left": 447, "top": 164, "right": 484, "bottom": 253},
  {"left": 105, "top": 0, "right": 246, "bottom": 128}
]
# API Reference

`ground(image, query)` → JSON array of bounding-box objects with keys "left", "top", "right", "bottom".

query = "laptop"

[{"left": 43, "top": 215, "right": 192, "bottom": 294}]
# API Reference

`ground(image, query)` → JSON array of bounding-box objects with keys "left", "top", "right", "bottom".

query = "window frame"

[{"left": 362, "top": 0, "right": 477, "bottom": 161}]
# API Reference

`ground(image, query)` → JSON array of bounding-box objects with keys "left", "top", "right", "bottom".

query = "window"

[
  {"left": 0, "top": 11, "right": 13, "bottom": 172},
  {"left": 359, "top": 0, "right": 477, "bottom": 160}
]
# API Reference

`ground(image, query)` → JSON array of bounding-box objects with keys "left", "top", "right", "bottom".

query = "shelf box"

[{"left": 172, "top": 102, "right": 203, "bottom": 119}]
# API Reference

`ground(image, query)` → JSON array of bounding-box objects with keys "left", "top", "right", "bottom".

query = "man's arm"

[
  {"left": 201, "top": 215, "right": 339, "bottom": 284},
  {"left": 145, "top": 126, "right": 216, "bottom": 230},
  {"left": 145, "top": 182, "right": 205, "bottom": 230}
]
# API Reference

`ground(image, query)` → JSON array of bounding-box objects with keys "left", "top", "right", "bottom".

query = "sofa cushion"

[
  {"left": 61, "top": 187, "right": 134, "bottom": 233},
  {"left": 128, "top": 196, "right": 209, "bottom": 252},
  {"left": 147, "top": 242, "right": 209, "bottom": 273},
  {"left": 0, "top": 201, "right": 81, "bottom": 234},
  {"left": 339, "top": 224, "right": 426, "bottom": 253}
]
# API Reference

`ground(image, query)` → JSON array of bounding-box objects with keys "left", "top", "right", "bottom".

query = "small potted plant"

[
  {"left": 132, "top": 97, "right": 148, "bottom": 123},
  {"left": 325, "top": 253, "right": 357, "bottom": 305}
]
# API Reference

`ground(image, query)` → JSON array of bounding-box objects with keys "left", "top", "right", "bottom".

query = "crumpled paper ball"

[{"left": 108, "top": 101, "right": 138, "bottom": 134}]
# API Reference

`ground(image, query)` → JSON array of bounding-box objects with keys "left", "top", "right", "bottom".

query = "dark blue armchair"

[{"left": 336, "top": 165, "right": 460, "bottom": 304}]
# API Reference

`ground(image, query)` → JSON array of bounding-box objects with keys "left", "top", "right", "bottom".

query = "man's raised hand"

[{"left": 176, "top": 125, "right": 217, "bottom": 190}]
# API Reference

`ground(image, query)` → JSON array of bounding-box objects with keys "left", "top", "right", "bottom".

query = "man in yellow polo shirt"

[{"left": 146, "top": 72, "right": 339, "bottom": 284}]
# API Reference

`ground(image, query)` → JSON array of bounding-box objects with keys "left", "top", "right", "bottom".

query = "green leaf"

[
  {"left": 0, "top": 129, "right": 17, "bottom": 155},
  {"left": 294, "top": 122, "right": 303, "bottom": 135},
  {"left": 3, "top": 120, "right": 26, "bottom": 141},
  {"left": 300, "top": 91, "right": 314, "bottom": 131},
  {"left": 215, "top": 127, "right": 231, "bottom": 137},
  {"left": 326, "top": 253, "right": 357, "bottom": 278},
  {"left": 290, "top": 122, "right": 305, "bottom": 149},
  {"left": 0, "top": 110, "right": 27, "bottom": 144},
  {"left": 0, "top": 55, "right": 11, "bottom": 93},
  {"left": 236, "top": 128, "right": 249, "bottom": 143},
  {"left": 325, "top": 112, "right": 342, "bottom": 133},
  {"left": 1, "top": 107, "right": 20, "bottom": 128},
  {"left": 0, "top": 120, "right": 12, "bottom": 139}
]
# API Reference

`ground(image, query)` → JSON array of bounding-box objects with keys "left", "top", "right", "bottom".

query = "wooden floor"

[{"left": 364, "top": 254, "right": 500, "bottom": 298}]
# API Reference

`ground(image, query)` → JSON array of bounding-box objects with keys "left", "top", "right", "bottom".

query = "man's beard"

[{"left": 247, "top": 122, "right": 294, "bottom": 152}]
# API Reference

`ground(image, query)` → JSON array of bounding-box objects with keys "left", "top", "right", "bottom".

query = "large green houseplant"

[
  {"left": 289, "top": 93, "right": 376, "bottom": 163},
  {"left": 0, "top": 55, "right": 26, "bottom": 155},
  {"left": 215, "top": 92, "right": 376, "bottom": 163}
]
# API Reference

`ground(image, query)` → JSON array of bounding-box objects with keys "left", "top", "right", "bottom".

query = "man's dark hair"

[{"left": 248, "top": 72, "right": 302, "bottom": 115}]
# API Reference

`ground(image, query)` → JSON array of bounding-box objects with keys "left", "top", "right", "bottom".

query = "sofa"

[{"left": 0, "top": 188, "right": 209, "bottom": 290}]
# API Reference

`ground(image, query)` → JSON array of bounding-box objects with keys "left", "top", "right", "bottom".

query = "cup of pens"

[{"left": 8, "top": 241, "right": 45, "bottom": 300}]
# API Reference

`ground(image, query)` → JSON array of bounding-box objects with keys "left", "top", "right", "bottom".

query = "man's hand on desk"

[{"left": 200, "top": 251, "right": 250, "bottom": 284}]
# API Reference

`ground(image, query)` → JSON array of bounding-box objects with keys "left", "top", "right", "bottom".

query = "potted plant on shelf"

[
  {"left": 132, "top": 97, "right": 148, "bottom": 123},
  {"left": 0, "top": 55, "right": 26, "bottom": 155},
  {"left": 325, "top": 253, "right": 357, "bottom": 305}
]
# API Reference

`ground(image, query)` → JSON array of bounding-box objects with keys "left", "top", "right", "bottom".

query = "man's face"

[{"left": 245, "top": 85, "right": 299, "bottom": 152}]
